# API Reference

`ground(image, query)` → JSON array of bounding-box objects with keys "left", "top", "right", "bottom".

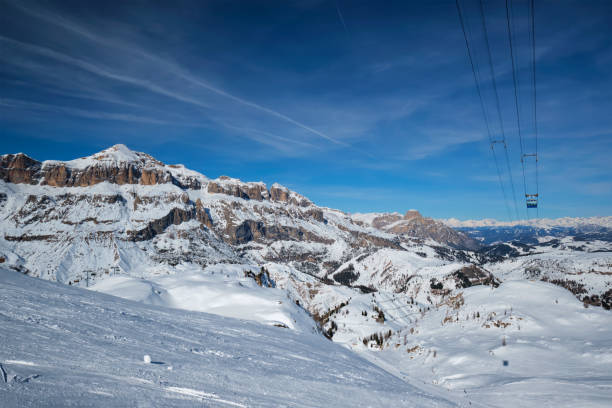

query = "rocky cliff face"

[
  {"left": 2, "top": 145, "right": 478, "bottom": 282},
  {"left": 353, "top": 210, "right": 480, "bottom": 250},
  {"left": 0, "top": 145, "right": 203, "bottom": 189},
  {"left": 0, "top": 153, "right": 42, "bottom": 184}
]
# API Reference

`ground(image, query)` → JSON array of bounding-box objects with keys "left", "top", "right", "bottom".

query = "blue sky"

[{"left": 1, "top": 0, "right": 610, "bottom": 220}]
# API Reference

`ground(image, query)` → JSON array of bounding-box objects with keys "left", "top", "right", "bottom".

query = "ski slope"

[{"left": 0, "top": 268, "right": 455, "bottom": 407}]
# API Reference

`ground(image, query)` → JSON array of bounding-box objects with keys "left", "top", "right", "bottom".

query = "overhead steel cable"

[
  {"left": 477, "top": 0, "right": 521, "bottom": 221},
  {"left": 455, "top": 0, "right": 514, "bottom": 222},
  {"left": 505, "top": 0, "right": 529, "bottom": 219},
  {"left": 530, "top": 0, "right": 540, "bottom": 218}
]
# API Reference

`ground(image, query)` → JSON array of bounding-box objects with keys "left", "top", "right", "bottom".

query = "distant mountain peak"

[
  {"left": 60, "top": 144, "right": 162, "bottom": 169},
  {"left": 404, "top": 210, "right": 422, "bottom": 220},
  {"left": 441, "top": 216, "right": 612, "bottom": 229},
  {"left": 351, "top": 210, "right": 480, "bottom": 250},
  {"left": 93, "top": 144, "right": 143, "bottom": 161}
]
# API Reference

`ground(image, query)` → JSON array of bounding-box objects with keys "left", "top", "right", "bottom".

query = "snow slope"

[
  {"left": 90, "top": 263, "right": 317, "bottom": 332},
  {"left": 0, "top": 268, "right": 455, "bottom": 407},
  {"left": 360, "top": 281, "right": 612, "bottom": 408}
]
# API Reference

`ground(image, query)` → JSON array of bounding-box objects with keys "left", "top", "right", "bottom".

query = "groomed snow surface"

[{"left": 0, "top": 269, "right": 455, "bottom": 407}]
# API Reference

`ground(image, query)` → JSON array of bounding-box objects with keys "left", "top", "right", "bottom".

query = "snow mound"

[{"left": 91, "top": 264, "right": 316, "bottom": 332}]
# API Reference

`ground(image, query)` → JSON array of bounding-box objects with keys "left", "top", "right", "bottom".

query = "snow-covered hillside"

[
  {"left": 90, "top": 263, "right": 317, "bottom": 332},
  {"left": 364, "top": 280, "right": 612, "bottom": 408},
  {"left": 0, "top": 269, "right": 455, "bottom": 407},
  {"left": 484, "top": 237, "right": 612, "bottom": 309}
]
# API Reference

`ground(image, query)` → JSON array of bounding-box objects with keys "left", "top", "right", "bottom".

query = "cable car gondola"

[{"left": 526, "top": 194, "right": 538, "bottom": 208}]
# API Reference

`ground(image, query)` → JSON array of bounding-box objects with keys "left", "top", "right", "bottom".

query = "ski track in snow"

[
  {"left": 0, "top": 269, "right": 456, "bottom": 407},
  {"left": 165, "top": 386, "right": 247, "bottom": 407}
]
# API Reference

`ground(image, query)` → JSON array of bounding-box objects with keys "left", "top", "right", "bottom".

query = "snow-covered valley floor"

[
  {"left": 360, "top": 281, "right": 612, "bottom": 408},
  {"left": 0, "top": 269, "right": 455, "bottom": 407}
]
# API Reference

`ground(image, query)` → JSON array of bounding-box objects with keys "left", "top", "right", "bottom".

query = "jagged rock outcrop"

[
  {"left": 452, "top": 265, "right": 500, "bottom": 288},
  {"left": 244, "top": 267, "right": 275, "bottom": 287},
  {"left": 305, "top": 209, "right": 326, "bottom": 223},
  {"left": 127, "top": 207, "right": 196, "bottom": 241},
  {"left": 269, "top": 184, "right": 290, "bottom": 202},
  {"left": 270, "top": 183, "right": 311, "bottom": 206},
  {"left": 355, "top": 210, "right": 480, "bottom": 250},
  {"left": 207, "top": 178, "right": 268, "bottom": 201},
  {"left": 0, "top": 153, "right": 42, "bottom": 184},
  {"left": 195, "top": 199, "right": 214, "bottom": 228},
  {"left": 205, "top": 179, "right": 312, "bottom": 207},
  {"left": 231, "top": 220, "right": 334, "bottom": 245}
]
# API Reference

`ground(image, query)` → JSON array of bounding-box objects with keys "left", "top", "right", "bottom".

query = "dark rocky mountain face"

[{"left": 353, "top": 210, "right": 480, "bottom": 251}]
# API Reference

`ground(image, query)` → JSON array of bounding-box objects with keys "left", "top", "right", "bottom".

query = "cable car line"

[
  {"left": 456, "top": 0, "right": 542, "bottom": 219},
  {"left": 455, "top": 0, "right": 515, "bottom": 222},
  {"left": 530, "top": 0, "right": 540, "bottom": 218},
  {"left": 505, "top": 0, "right": 529, "bottom": 219},
  {"left": 477, "top": 0, "right": 521, "bottom": 221}
]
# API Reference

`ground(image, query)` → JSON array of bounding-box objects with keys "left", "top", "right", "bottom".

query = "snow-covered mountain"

[
  {"left": 1, "top": 144, "right": 611, "bottom": 407},
  {"left": 442, "top": 216, "right": 612, "bottom": 229},
  {"left": 0, "top": 144, "right": 482, "bottom": 294},
  {"left": 440, "top": 216, "right": 612, "bottom": 245}
]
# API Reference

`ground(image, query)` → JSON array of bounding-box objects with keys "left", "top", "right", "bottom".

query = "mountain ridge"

[
  {"left": 441, "top": 216, "right": 612, "bottom": 229},
  {"left": 0, "top": 144, "right": 477, "bottom": 286}
]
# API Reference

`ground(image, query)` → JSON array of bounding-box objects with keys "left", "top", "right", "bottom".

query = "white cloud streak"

[
  {"left": 0, "top": 97, "right": 200, "bottom": 126},
  {"left": 3, "top": 0, "right": 349, "bottom": 147}
]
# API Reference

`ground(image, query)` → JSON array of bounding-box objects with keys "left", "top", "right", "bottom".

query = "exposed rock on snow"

[{"left": 0, "top": 145, "right": 477, "bottom": 286}]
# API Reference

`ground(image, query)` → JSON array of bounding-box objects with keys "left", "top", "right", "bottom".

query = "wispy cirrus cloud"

[
  {"left": 2, "top": 0, "right": 350, "bottom": 148},
  {"left": 0, "top": 97, "right": 203, "bottom": 126}
]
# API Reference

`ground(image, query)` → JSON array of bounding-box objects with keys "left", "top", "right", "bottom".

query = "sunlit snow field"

[
  {"left": 0, "top": 269, "right": 454, "bottom": 407},
  {"left": 87, "top": 264, "right": 612, "bottom": 407}
]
